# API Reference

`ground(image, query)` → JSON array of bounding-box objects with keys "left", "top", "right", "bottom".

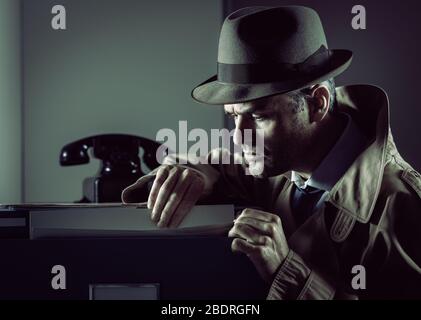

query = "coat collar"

[
  {"left": 326, "top": 84, "right": 390, "bottom": 224},
  {"left": 275, "top": 84, "right": 391, "bottom": 241},
  {"left": 291, "top": 112, "right": 367, "bottom": 192}
]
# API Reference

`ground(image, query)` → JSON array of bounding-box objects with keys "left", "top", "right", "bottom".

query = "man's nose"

[{"left": 233, "top": 116, "right": 254, "bottom": 147}]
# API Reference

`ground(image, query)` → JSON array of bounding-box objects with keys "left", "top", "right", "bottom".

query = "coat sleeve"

[
  {"left": 121, "top": 148, "right": 260, "bottom": 205},
  {"left": 267, "top": 250, "right": 337, "bottom": 300}
]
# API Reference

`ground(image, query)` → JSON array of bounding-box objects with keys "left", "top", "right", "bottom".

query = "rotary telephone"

[{"left": 59, "top": 134, "right": 165, "bottom": 203}]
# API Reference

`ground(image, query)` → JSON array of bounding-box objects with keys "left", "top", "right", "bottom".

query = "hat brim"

[{"left": 191, "top": 49, "right": 352, "bottom": 105}]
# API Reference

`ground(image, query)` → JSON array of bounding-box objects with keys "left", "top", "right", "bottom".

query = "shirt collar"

[{"left": 292, "top": 113, "right": 367, "bottom": 192}]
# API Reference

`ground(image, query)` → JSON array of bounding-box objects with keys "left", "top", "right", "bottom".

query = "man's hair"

[{"left": 287, "top": 78, "right": 336, "bottom": 113}]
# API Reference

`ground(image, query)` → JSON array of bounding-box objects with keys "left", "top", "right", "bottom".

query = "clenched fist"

[{"left": 229, "top": 208, "right": 290, "bottom": 283}]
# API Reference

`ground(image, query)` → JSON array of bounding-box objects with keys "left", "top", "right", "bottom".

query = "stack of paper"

[{"left": 1, "top": 203, "right": 235, "bottom": 239}]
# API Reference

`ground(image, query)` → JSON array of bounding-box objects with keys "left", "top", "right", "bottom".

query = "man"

[{"left": 122, "top": 6, "right": 421, "bottom": 299}]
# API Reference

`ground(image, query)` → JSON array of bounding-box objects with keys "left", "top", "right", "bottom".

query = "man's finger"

[
  {"left": 239, "top": 208, "right": 282, "bottom": 225},
  {"left": 229, "top": 223, "right": 271, "bottom": 246},
  {"left": 158, "top": 170, "right": 194, "bottom": 227},
  {"left": 148, "top": 166, "right": 171, "bottom": 209},
  {"left": 152, "top": 167, "right": 181, "bottom": 223},
  {"left": 234, "top": 216, "right": 278, "bottom": 237},
  {"left": 169, "top": 177, "right": 205, "bottom": 228},
  {"left": 231, "top": 238, "right": 262, "bottom": 256}
]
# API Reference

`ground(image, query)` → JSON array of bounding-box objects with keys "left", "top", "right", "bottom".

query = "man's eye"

[{"left": 252, "top": 115, "right": 266, "bottom": 121}]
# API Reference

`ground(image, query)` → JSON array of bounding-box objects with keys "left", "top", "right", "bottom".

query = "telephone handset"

[{"left": 60, "top": 134, "right": 165, "bottom": 203}]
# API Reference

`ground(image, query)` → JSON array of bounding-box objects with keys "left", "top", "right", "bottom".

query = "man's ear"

[{"left": 308, "top": 84, "right": 330, "bottom": 123}]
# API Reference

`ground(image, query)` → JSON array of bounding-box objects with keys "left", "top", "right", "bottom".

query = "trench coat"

[{"left": 122, "top": 84, "right": 421, "bottom": 299}]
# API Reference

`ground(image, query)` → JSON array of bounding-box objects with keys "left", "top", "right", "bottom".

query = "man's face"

[{"left": 224, "top": 93, "right": 309, "bottom": 177}]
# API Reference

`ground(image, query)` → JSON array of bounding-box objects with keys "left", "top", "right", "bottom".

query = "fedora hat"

[{"left": 191, "top": 6, "right": 353, "bottom": 105}]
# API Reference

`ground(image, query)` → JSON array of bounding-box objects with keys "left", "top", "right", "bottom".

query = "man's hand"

[
  {"left": 147, "top": 165, "right": 205, "bottom": 228},
  {"left": 228, "top": 208, "right": 289, "bottom": 283}
]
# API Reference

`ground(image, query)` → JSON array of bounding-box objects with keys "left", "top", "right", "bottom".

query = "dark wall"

[
  {"left": 22, "top": 0, "right": 223, "bottom": 202},
  {"left": 224, "top": 0, "right": 421, "bottom": 171}
]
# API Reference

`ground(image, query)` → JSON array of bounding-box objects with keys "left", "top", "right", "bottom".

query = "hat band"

[{"left": 217, "top": 45, "right": 331, "bottom": 84}]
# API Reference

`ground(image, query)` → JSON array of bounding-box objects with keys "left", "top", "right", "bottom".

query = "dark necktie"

[{"left": 291, "top": 184, "right": 325, "bottom": 227}]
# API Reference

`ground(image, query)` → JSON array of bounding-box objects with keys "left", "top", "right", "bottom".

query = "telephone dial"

[{"left": 60, "top": 134, "right": 166, "bottom": 203}]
